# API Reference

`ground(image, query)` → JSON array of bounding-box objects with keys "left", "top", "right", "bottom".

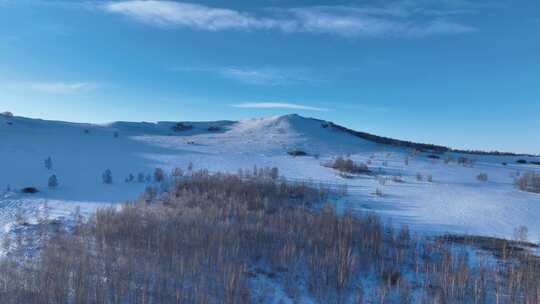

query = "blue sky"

[{"left": 0, "top": 0, "right": 539, "bottom": 153}]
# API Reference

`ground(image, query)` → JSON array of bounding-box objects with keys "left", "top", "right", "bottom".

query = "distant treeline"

[{"left": 320, "top": 120, "right": 538, "bottom": 157}]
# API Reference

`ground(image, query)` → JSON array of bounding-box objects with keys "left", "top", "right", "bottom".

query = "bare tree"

[
  {"left": 514, "top": 225, "right": 529, "bottom": 242},
  {"left": 125, "top": 173, "right": 134, "bottom": 183},
  {"left": 154, "top": 168, "right": 165, "bottom": 183},
  {"left": 102, "top": 169, "right": 113, "bottom": 184},
  {"left": 48, "top": 174, "right": 58, "bottom": 189},
  {"left": 44, "top": 156, "right": 53, "bottom": 170}
]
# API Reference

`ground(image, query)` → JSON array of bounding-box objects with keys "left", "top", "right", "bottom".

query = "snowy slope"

[{"left": 1, "top": 113, "right": 539, "bottom": 241}]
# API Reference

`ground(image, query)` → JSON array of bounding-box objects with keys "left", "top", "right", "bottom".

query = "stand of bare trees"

[
  {"left": 0, "top": 170, "right": 539, "bottom": 303},
  {"left": 515, "top": 172, "right": 540, "bottom": 194}
]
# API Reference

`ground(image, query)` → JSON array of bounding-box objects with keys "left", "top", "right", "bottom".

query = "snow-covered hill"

[{"left": 1, "top": 113, "right": 540, "bottom": 240}]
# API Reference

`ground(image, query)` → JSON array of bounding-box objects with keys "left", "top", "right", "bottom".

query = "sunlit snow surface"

[{"left": 1, "top": 114, "right": 539, "bottom": 240}]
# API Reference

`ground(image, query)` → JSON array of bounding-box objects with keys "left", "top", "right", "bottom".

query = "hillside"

[{"left": 1, "top": 113, "right": 540, "bottom": 240}]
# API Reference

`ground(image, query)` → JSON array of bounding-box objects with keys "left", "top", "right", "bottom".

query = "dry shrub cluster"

[
  {"left": 392, "top": 174, "right": 403, "bottom": 183},
  {"left": 324, "top": 156, "right": 370, "bottom": 175},
  {"left": 458, "top": 157, "right": 475, "bottom": 167},
  {"left": 515, "top": 172, "right": 540, "bottom": 194},
  {"left": 0, "top": 170, "right": 539, "bottom": 303},
  {"left": 287, "top": 148, "right": 308, "bottom": 157},
  {"left": 476, "top": 173, "right": 489, "bottom": 182}
]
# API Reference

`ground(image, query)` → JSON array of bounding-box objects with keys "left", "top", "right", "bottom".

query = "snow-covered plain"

[{"left": 1, "top": 113, "right": 539, "bottom": 241}]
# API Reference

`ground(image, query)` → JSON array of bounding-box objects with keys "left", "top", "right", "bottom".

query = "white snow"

[{"left": 1, "top": 113, "right": 539, "bottom": 241}]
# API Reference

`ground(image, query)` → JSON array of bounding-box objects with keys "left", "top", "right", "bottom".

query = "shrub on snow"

[
  {"left": 21, "top": 187, "right": 39, "bottom": 194},
  {"left": 172, "top": 122, "right": 193, "bottom": 132},
  {"left": 324, "top": 156, "right": 370, "bottom": 175},
  {"left": 288, "top": 148, "right": 308, "bottom": 157},
  {"left": 476, "top": 173, "right": 488, "bottom": 182},
  {"left": 102, "top": 169, "right": 113, "bottom": 184}
]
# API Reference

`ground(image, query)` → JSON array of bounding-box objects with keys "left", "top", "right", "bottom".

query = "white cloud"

[
  {"left": 232, "top": 102, "right": 328, "bottom": 111},
  {"left": 415, "top": 18, "right": 476, "bottom": 35},
  {"left": 173, "top": 66, "right": 316, "bottom": 86},
  {"left": 103, "top": 1, "right": 476, "bottom": 38},
  {"left": 287, "top": 7, "right": 397, "bottom": 37},
  {"left": 6, "top": 82, "right": 98, "bottom": 94},
  {"left": 220, "top": 68, "right": 292, "bottom": 86},
  {"left": 103, "top": 0, "right": 292, "bottom": 31},
  {"left": 287, "top": 7, "right": 476, "bottom": 37}
]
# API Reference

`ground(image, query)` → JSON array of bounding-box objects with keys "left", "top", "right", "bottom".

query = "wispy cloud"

[
  {"left": 5, "top": 82, "right": 98, "bottom": 94},
  {"left": 173, "top": 66, "right": 316, "bottom": 86},
  {"left": 412, "top": 18, "right": 475, "bottom": 36},
  {"left": 103, "top": 1, "right": 289, "bottom": 31},
  {"left": 102, "top": 1, "right": 477, "bottom": 38},
  {"left": 287, "top": 7, "right": 475, "bottom": 37},
  {"left": 221, "top": 68, "right": 301, "bottom": 86},
  {"left": 232, "top": 102, "right": 328, "bottom": 111}
]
